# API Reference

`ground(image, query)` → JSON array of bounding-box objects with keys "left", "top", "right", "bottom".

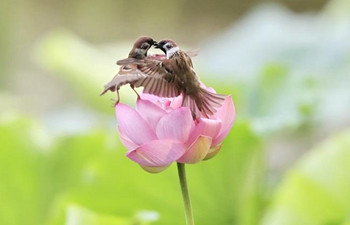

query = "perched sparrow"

[
  {"left": 113, "top": 42, "right": 200, "bottom": 100},
  {"left": 100, "top": 36, "right": 157, "bottom": 104},
  {"left": 117, "top": 39, "right": 226, "bottom": 119}
]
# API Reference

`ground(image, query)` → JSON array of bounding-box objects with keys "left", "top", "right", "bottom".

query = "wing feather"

[
  {"left": 116, "top": 56, "right": 182, "bottom": 98},
  {"left": 185, "top": 48, "right": 200, "bottom": 58},
  {"left": 100, "top": 65, "right": 146, "bottom": 95}
]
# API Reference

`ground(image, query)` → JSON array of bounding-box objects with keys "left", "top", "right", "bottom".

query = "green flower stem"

[{"left": 177, "top": 162, "right": 195, "bottom": 225}]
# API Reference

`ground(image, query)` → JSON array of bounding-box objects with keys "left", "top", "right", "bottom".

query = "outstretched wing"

[
  {"left": 100, "top": 64, "right": 147, "bottom": 96},
  {"left": 135, "top": 76, "right": 180, "bottom": 98},
  {"left": 185, "top": 48, "right": 200, "bottom": 58},
  {"left": 135, "top": 59, "right": 180, "bottom": 97},
  {"left": 116, "top": 57, "right": 180, "bottom": 98}
]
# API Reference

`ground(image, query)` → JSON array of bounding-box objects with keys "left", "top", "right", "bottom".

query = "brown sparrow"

[
  {"left": 118, "top": 39, "right": 226, "bottom": 119},
  {"left": 100, "top": 36, "right": 157, "bottom": 104}
]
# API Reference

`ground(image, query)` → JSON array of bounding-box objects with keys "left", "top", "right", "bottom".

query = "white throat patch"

[{"left": 166, "top": 46, "right": 179, "bottom": 59}]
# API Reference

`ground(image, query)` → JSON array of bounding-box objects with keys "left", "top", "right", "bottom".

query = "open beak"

[
  {"left": 153, "top": 41, "right": 166, "bottom": 54},
  {"left": 153, "top": 41, "right": 160, "bottom": 48}
]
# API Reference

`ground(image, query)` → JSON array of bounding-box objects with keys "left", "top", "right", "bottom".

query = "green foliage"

[
  {"left": 4, "top": 7, "right": 350, "bottom": 224},
  {"left": 262, "top": 129, "right": 350, "bottom": 225},
  {"left": 5, "top": 113, "right": 349, "bottom": 225},
  {"left": 0, "top": 116, "right": 265, "bottom": 225},
  {"left": 3, "top": 30, "right": 350, "bottom": 225},
  {"left": 62, "top": 205, "right": 153, "bottom": 225},
  {"left": 33, "top": 29, "right": 139, "bottom": 113},
  {"left": 187, "top": 122, "right": 264, "bottom": 225},
  {"left": 245, "top": 64, "right": 319, "bottom": 134},
  {"left": 0, "top": 117, "right": 47, "bottom": 225}
]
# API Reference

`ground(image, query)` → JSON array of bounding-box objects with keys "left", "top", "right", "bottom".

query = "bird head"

[
  {"left": 154, "top": 39, "right": 179, "bottom": 59},
  {"left": 129, "top": 36, "right": 157, "bottom": 59}
]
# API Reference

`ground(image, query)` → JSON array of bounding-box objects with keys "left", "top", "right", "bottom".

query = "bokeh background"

[{"left": 1, "top": 0, "right": 350, "bottom": 224}]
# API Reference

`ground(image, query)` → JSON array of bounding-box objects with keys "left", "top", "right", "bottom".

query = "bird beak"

[
  {"left": 153, "top": 41, "right": 166, "bottom": 54},
  {"left": 153, "top": 42, "right": 160, "bottom": 49}
]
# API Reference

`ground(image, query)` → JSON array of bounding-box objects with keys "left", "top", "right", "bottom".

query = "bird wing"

[
  {"left": 185, "top": 48, "right": 200, "bottom": 58},
  {"left": 134, "top": 59, "right": 180, "bottom": 97},
  {"left": 134, "top": 76, "right": 180, "bottom": 98},
  {"left": 117, "top": 57, "right": 180, "bottom": 98},
  {"left": 100, "top": 64, "right": 147, "bottom": 96}
]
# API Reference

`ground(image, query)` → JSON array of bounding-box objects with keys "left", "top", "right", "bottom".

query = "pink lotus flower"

[{"left": 115, "top": 87, "right": 235, "bottom": 173}]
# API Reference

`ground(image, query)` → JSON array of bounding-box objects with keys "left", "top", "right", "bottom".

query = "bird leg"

[
  {"left": 130, "top": 84, "right": 140, "bottom": 100},
  {"left": 110, "top": 89, "right": 120, "bottom": 107}
]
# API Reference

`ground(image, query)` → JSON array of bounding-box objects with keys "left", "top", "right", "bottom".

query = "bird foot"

[{"left": 110, "top": 98, "right": 120, "bottom": 107}]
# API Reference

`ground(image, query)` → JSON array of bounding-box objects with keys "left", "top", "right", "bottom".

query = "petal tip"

[{"left": 139, "top": 164, "right": 171, "bottom": 173}]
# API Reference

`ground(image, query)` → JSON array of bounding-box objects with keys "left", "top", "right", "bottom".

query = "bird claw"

[{"left": 110, "top": 98, "right": 120, "bottom": 107}]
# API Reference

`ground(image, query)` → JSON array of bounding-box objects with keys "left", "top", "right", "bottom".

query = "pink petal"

[
  {"left": 136, "top": 99, "right": 167, "bottom": 131},
  {"left": 126, "top": 139, "right": 186, "bottom": 166},
  {"left": 170, "top": 94, "right": 183, "bottom": 109},
  {"left": 139, "top": 164, "right": 171, "bottom": 174},
  {"left": 212, "top": 96, "right": 235, "bottom": 146},
  {"left": 115, "top": 103, "right": 157, "bottom": 145},
  {"left": 140, "top": 93, "right": 161, "bottom": 103},
  {"left": 186, "top": 118, "right": 222, "bottom": 146},
  {"left": 117, "top": 126, "right": 138, "bottom": 150},
  {"left": 203, "top": 143, "right": 223, "bottom": 160},
  {"left": 156, "top": 107, "right": 194, "bottom": 143},
  {"left": 141, "top": 93, "right": 172, "bottom": 109},
  {"left": 177, "top": 136, "right": 212, "bottom": 164}
]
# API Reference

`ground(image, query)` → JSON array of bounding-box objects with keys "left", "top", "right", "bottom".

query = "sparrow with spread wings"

[
  {"left": 100, "top": 36, "right": 161, "bottom": 104},
  {"left": 116, "top": 39, "right": 226, "bottom": 120},
  {"left": 100, "top": 36, "right": 198, "bottom": 104}
]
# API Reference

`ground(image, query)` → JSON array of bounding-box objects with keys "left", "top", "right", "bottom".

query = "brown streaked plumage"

[
  {"left": 100, "top": 36, "right": 157, "bottom": 104},
  {"left": 117, "top": 39, "right": 226, "bottom": 119}
]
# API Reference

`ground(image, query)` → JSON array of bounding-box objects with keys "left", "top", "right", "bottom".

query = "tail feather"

[{"left": 182, "top": 88, "right": 226, "bottom": 120}]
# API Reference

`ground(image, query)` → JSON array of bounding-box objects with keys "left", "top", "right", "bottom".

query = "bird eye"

[
  {"left": 165, "top": 43, "right": 173, "bottom": 49},
  {"left": 140, "top": 43, "right": 149, "bottom": 49}
]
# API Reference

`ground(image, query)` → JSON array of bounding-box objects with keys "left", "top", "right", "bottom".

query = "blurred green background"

[{"left": 1, "top": 0, "right": 350, "bottom": 224}]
